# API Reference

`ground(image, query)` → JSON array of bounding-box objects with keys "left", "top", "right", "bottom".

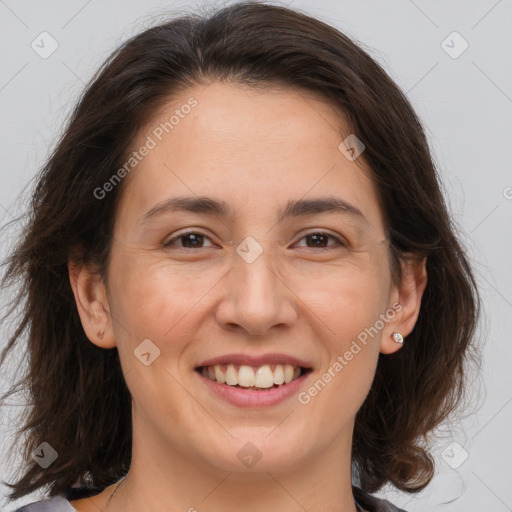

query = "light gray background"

[{"left": 0, "top": 0, "right": 511, "bottom": 511}]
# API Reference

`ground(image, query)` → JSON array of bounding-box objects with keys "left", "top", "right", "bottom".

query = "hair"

[{"left": 0, "top": 0, "right": 480, "bottom": 503}]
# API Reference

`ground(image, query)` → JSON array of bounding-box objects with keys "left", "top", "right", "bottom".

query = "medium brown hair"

[{"left": 1, "top": 0, "right": 480, "bottom": 502}]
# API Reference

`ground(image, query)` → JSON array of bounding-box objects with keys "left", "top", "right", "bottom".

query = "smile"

[{"left": 196, "top": 363, "right": 310, "bottom": 390}]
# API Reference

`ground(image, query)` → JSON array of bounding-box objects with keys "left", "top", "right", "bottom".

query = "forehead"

[{"left": 115, "top": 81, "right": 384, "bottom": 233}]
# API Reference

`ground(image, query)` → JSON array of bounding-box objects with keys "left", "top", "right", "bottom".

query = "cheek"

[
  {"left": 108, "top": 251, "right": 226, "bottom": 356},
  {"left": 290, "top": 257, "right": 391, "bottom": 340},
  {"left": 298, "top": 287, "right": 383, "bottom": 428},
  {"left": 109, "top": 246, "right": 392, "bottom": 354},
  {"left": 294, "top": 263, "right": 389, "bottom": 407},
  {"left": 107, "top": 256, "right": 208, "bottom": 429}
]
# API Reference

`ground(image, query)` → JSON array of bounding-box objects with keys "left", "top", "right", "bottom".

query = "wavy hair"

[{"left": 0, "top": 0, "right": 480, "bottom": 502}]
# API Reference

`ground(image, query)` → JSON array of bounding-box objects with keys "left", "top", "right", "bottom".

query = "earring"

[
  {"left": 392, "top": 332, "right": 404, "bottom": 344},
  {"left": 97, "top": 331, "right": 104, "bottom": 340}
]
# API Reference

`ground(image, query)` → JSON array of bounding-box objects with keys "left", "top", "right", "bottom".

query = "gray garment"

[
  {"left": 13, "top": 486, "right": 407, "bottom": 512},
  {"left": 12, "top": 495, "right": 75, "bottom": 512}
]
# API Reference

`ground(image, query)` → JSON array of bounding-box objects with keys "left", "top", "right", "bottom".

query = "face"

[{"left": 73, "top": 81, "right": 421, "bottom": 477}]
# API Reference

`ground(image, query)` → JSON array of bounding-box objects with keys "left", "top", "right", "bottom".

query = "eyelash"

[{"left": 163, "top": 230, "right": 347, "bottom": 250}]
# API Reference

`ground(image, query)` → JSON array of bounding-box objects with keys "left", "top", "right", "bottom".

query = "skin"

[{"left": 69, "top": 81, "right": 426, "bottom": 512}]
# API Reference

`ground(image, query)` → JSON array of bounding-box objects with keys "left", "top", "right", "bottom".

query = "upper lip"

[{"left": 195, "top": 353, "right": 312, "bottom": 369}]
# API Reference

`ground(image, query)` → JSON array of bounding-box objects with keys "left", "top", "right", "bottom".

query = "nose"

[{"left": 214, "top": 239, "right": 298, "bottom": 336}]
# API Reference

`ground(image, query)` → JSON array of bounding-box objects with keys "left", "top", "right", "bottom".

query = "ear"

[
  {"left": 380, "top": 256, "right": 427, "bottom": 355},
  {"left": 68, "top": 258, "right": 116, "bottom": 349}
]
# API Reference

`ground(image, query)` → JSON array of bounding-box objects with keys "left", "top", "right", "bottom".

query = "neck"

[{"left": 106, "top": 416, "right": 360, "bottom": 512}]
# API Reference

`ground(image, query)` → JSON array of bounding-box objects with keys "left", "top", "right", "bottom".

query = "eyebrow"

[{"left": 141, "top": 195, "right": 367, "bottom": 225}]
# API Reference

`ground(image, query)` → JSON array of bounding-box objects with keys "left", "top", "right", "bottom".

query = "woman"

[{"left": 0, "top": 2, "right": 480, "bottom": 511}]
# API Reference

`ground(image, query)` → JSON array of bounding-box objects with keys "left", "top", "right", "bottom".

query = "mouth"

[{"left": 194, "top": 363, "right": 313, "bottom": 391}]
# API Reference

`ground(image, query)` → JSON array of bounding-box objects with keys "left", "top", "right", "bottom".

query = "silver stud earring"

[{"left": 392, "top": 332, "right": 404, "bottom": 344}]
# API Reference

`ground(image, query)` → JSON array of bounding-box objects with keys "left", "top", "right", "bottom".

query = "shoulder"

[
  {"left": 353, "top": 485, "right": 408, "bottom": 512},
  {"left": 11, "top": 495, "right": 75, "bottom": 512}
]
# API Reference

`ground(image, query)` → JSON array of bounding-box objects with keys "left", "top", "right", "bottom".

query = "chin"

[{"left": 198, "top": 431, "right": 310, "bottom": 474}]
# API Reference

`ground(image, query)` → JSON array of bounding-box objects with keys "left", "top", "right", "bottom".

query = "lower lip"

[{"left": 196, "top": 370, "right": 311, "bottom": 407}]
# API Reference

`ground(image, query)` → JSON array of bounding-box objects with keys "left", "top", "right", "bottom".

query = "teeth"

[
  {"left": 225, "top": 364, "right": 238, "bottom": 385},
  {"left": 284, "top": 365, "right": 294, "bottom": 383},
  {"left": 214, "top": 365, "right": 226, "bottom": 384},
  {"left": 274, "top": 365, "right": 285, "bottom": 385},
  {"left": 254, "top": 365, "right": 274, "bottom": 388},
  {"left": 200, "top": 363, "right": 304, "bottom": 389},
  {"left": 238, "top": 365, "right": 255, "bottom": 387}
]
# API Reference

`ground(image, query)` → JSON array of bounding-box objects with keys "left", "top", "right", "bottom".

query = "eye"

[
  {"left": 293, "top": 231, "right": 347, "bottom": 249},
  {"left": 163, "top": 231, "right": 215, "bottom": 249},
  {"left": 163, "top": 230, "right": 347, "bottom": 250}
]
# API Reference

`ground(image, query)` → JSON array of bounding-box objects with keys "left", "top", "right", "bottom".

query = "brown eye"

[
  {"left": 163, "top": 232, "right": 214, "bottom": 249},
  {"left": 294, "top": 232, "right": 346, "bottom": 249}
]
